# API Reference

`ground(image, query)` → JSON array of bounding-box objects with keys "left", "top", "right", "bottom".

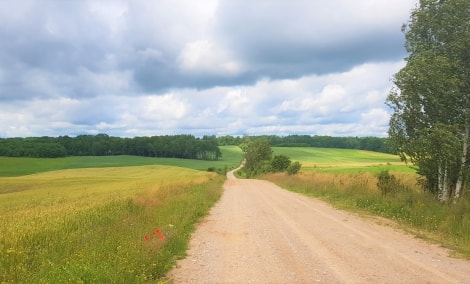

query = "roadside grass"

[
  {"left": 0, "top": 165, "right": 224, "bottom": 283},
  {"left": 0, "top": 145, "right": 244, "bottom": 177},
  {"left": 262, "top": 170, "right": 470, "bottom": 258}
]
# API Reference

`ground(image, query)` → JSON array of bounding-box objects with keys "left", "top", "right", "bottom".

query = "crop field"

[
  {"left": 0, "top": 145, "right": 244, "bottom": 177},
  {"left": 272, "top": 147, "right": 412, "bottom": 173},
  {"left": 0, "top": 165, "right": 224, "bottom": 282}
]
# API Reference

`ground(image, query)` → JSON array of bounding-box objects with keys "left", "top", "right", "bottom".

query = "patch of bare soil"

[{"left": 167, "top": 170, "right": 470, "bottom": 283}]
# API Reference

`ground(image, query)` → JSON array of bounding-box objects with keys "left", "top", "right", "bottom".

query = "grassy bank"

[
  {"left": 0, "top": 145, "right": 244, "bottom": 177},
  {"left": 262, "top": 171, "right": 470, "bottom": 258},
  {"left": 1, "top": 165, "right": 224, "bottom": 282}
]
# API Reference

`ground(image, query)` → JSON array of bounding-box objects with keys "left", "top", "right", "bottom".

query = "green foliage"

[
  {"left": 386, "top": 0, "right": 470, "bottom": 201},
  {"left": 243, "top": 140, "right": 273, "bottom": 177},
  {"left": 287, "top": 161, "right": 302, "bottom": 175},
  {"left": 271, "top": 155, "right": 292, "bottom": 172},
  {"left": 207, "top": 165, "right": 230, "bottom": 175},
  {"left": 241, "top": 143, "right": 306, "bottom": 177},
  {"left": 217, "top": 135, "right": 394, "bottom": 153},
  {"left": 376, "top": 170, "right": 406, "bottom": 195},
  {"left": 0, "top": 134, "right": 222, "bottom": 161}
]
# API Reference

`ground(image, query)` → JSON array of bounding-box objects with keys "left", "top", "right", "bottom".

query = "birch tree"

[{"left": 387, "top": 0, "right": 470, "bottom": 202}]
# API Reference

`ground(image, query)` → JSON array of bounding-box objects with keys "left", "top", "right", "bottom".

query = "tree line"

[
  {"left": 217, "top": 135, "right": 393, "bottom": 154},
  {"left": 0, "top": 134, "right": 393, "bottom": 159},
  {"left": 0, "top": 134, "right": 222, "bottom": 160}
]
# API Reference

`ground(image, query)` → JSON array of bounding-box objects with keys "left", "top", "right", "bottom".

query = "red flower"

[
  {"left": 144, "top": 235, "right": 150, "bottom": 241},
  {"left": 159, "top": 235, "right": 166, "bottom": 241},
  {"left": 153, "top": 228, "right": 161, "bottom": 235}
]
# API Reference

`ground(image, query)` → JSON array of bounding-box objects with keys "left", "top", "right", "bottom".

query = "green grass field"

[
  {"left": 0, "top": 145, "right": 244, "bottom": 177},
  {"left": 1, "top": 146, "right": 403, "bottom": 177},
  {"left": 272, "top": 147, "right": 413, "bottom": 173}
]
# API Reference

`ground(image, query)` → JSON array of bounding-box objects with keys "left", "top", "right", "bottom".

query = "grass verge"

[
  {"left": 262, "top": 171, "right": 470, "bottom": 259},
  {"left": 1, "top": 166, "right": 224, "bottom": 283}
]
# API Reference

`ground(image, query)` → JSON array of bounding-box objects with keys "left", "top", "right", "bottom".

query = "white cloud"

[
  {"left": 140, "top": 94, "right": 187, "bottom": 121},
  {"left": 88, "top": 1, "right": 128, "bottom": 36},
  {"left": 361, "top": 108, "right": 391, "bottom": 126},
  {"left": 178, "top": 40, "right": 244, "bottom": 75}
]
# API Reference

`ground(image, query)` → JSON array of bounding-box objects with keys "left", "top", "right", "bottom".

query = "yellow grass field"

[{"left": 0, "top": 165, "right": 222, "bottom": 282}]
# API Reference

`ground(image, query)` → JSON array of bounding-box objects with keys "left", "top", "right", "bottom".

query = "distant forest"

[
  {"left": 0, "top": 134, "right": 221, "bottom": 160},
  {"left": 0, "top": 134, "right": 393, "bottom": 159},
  {"left": 217, "top": 135, "right": 393, "bottom": 154}
]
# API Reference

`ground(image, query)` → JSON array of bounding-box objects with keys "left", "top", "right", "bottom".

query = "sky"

[{"left": 0, "top": 0, "right": 418, "bottom": 138}]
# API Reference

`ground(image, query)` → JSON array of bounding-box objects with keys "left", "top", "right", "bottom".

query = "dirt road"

[{"left": 167, "top": 170, "right": 470, "bottom": 283}]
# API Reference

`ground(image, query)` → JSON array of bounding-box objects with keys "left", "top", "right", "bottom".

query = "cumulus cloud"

[
  {"left": 178, "top": 40, "right": 244, "bottom": 75},
  {"left": 0, "top": 0, "right": 417, "bottom": 137}
]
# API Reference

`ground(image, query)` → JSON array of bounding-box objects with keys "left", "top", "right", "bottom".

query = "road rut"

[{"left": 168, "top": 170, "right": 470, "bottom": 283}]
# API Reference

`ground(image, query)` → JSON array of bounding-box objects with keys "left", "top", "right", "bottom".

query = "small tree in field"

[
  {"left": 287, "top": 161, "right": 301, "bottom": 175},
  {"left": 243, "top": 140, "right": 272, "bottom": 176},
  {"left": 271, "top": 155, "right": 292, "bottom": 172}
]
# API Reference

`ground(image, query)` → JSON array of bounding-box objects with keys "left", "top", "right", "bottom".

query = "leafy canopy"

[{"left": 386, "top": 0, "right": 470, "bottom": 201}]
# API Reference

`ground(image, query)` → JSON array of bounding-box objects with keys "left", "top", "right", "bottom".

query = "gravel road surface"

[{"left": 167, "top": 169, "right": 470, "bottom": 283}]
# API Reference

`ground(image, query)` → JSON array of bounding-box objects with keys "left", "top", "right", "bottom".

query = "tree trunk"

[
  {"left": 454, "top": 123, "right": 469, "bottom": 202},
  {"left": 438, "top": 163, "right": 450, "bottom": 203}
]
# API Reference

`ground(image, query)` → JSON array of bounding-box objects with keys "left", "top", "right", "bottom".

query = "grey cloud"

[
  {"left": 0, "top": 1, "right": 126, "bottom": 101},
  {"left": 0, "top": 0, "right": 415, "bottom": 99},
  {"left": 214, "top": 0, "right": 411, "bottom": 78}
]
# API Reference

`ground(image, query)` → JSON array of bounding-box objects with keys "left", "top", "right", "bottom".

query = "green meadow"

[
  {"left": 0, "top": 145, "right": 243, "bottom": 177},
  {"left": 272, "top": 147, "right": 410, "bottom": 173}
]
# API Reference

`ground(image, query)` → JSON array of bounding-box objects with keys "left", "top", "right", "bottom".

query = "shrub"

[
  {"left": 287, "top": 161, "right": 301, "bottom": 175},
  {"left": 271, "top": 155, "right": 292, "bottom": 172},
  {"left": 377, "top": 170, "right": 403, "bottom": 195}
]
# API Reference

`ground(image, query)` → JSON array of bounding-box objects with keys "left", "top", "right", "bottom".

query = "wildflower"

[
  {"left": 159, "top": 235, "right": 165, "bottom": 241},
  {"left": 144, "top": 235, "right": 150, "bottom": 241},
  {"left": 153, "top": 228, "right": 161, "bottom": 235}
]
